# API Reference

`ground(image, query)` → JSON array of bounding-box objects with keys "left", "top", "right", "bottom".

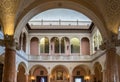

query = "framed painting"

[{"left": 56, "top": 71, "right": 63, "bottom": 80}]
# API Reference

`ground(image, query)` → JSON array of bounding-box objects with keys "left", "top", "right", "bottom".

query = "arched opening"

[
  {"left": 13, "top": 1, "right": 108, "bottom": 82},
  {"left": 0, "top": 0, "right": 120, "bottom": 82},
  {"left": 72, "top": 65, "right": 90, "bottom": 82},
  {"left": 61, "top": 37, "right": 70, "bottom": 54},
  {"left": 29, "top": 65, "right": 48, "bottom": 82},
  {"left": 17, "top": 63, "right": 26, "bottom": 82},
  {"left": 81, "top": 37, "right": 90, "bottom": 55},
  {"left": 51, "top": 37, "right": 59, "bottom": 54},
  {"left": 15, "top": 0, "right": 109, "bottom": 42},
  {"left": 71, "top": 38, "right": 80, "bottom": 53},
  {"left": 93, "top": 62, "right": 103, "bottom": 82},
  {"left": 51, "top": 65, "right": 69, "bottom": 82},
  {"left": 30, "top": 37, "right": 39, "bottom": 55},
  {"left": 40, "top": 37, "right": 49, "bottom": 53}
]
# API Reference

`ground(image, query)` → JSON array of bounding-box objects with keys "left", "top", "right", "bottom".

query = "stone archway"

[
  {"left": 72, "top": 65, "right": 90, "bottom": 82},
  {"left": 51, "top": 65, "right": 69, "bottom": 82},
  {"left": 93, "top": 62, "right": 103, "bottom": 82},
  {"left": 29, "top": 65, "right": 48, "bottom": 82},
  {"left": 17, "top": 63, "right": 27, "bottom": 82},
  {"left": 72, "top": 65, "right": 90, "bottom": 77},
  {"left": 14, "top": 0, "right": 109, "bottom": 42}
]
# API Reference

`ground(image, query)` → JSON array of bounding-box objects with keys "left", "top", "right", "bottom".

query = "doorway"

[
  {"left": 73, "top": 76, "right": 84, "bottom": 82},
  {"left": 36, "top": 76, "right": 47, "bottom": 82}
]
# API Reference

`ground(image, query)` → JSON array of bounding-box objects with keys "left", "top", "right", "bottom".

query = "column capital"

[
  {"left": 100, "top": 33, "right": 120, "bottom": 50},
  {"left": 0, "top": 34, "right": 20, "bottom": 50}
]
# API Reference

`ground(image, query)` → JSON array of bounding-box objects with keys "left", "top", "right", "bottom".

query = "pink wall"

[
  {"left": 30, "top": 37, "right": 39, "bottom": 55},
  {"left": 81, "top": 38, "right": 90, "bottom": 55}
]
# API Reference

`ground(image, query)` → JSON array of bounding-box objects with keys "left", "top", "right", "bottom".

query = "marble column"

[
  {"left": 105, "top": 47, "right": 120, "bottom": 82},
  {"left": 2, "top": 35, "right": 17, "bottom": 82}
]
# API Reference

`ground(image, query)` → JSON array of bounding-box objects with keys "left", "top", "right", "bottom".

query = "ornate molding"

[
  {"left": 104, "top": 0, "right": 120, "bottom": 27},
  {"left": 0, "top": 0, "right": 19, "bottom": 16},
  {"left": 105, "top": 0, "right": 120, "bottom": 17},
  {"left": 100, "top": 33, "right": 120, "bottom": 50},
  {"left": 0, "top": 34, "right": 19, "bottom": 50}
]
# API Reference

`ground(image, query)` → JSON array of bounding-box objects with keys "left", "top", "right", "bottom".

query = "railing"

[
  {"left": 28, "top": 20, "right": 91, "bottom": 26},
  {"left": 0, "top": 45, "right": 105, "bottom": 62},
  {"left": 28, "top": 50, "right": 105, "bottom": 62}
]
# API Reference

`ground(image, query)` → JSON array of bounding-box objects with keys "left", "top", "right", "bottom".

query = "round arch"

[
  {"left": 29, "top": 64, "right": 48, "bottom": 75},
  {"left": 93, "top": 62, "right": 103, "bottom": 72},
  {"left": 17, "top": 62, "right": 27, "bottom": 82},
  {"left": 40, "top": 37, "right": 49, "bottom": 53},
  {"left": 14, "top": 0, "right": 109, "bottom": 42},
  {"left": 51, "top": 65, "right": 69, "bottom": 74},
  {"left": 51, "top": 37, "right": 59, "bottom": 53},
  {"left": 30, "top": 37, "right": 39, "bottom": 55},
  {"left": 17, "top": 62, "right": 27, "bottom": 72},
  {"left": 61, "top": 37, "right": 70, "bottom": 54},
  {"left": 93, "top": 62, "right": 103, "bottom": 82},
  {"left": 70, "top": 37, "right": 80, "bottom": 53},
  {"left": 51, "top": 65, "right": 69, "bottom": 80},
  {"left": 72, "top": 64, "right": 90, "bottom": 76},
  {"left": 81, "top": 37, "right": 90, "bottom": 55}
]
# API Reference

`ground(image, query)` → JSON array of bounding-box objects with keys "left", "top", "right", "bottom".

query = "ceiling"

[{"left": 0, "top": 0, "right": 120, "bottom": 40}]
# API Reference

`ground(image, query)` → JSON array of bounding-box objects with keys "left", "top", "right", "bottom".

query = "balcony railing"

[
  {"left": 0, "top": 46, "right": 105, "bottom": 62},
  {"left": 28, "top": 50, "right": 105, "bottom": 62},
  {"left": 28, "top": 20, "right": 91, "bottom": 26}
]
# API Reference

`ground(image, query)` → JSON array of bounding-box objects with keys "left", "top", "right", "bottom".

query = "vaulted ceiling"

[{"left": 0, "top": 0, "right": 120, "bottom": 40}]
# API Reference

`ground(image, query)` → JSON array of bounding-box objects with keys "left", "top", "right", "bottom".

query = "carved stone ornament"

[
  {"left": 0, "top": 34, "right": 19, "bottom": 50},
  {"left": 99, "top": 33, "right": 120, "bottom": 50}
]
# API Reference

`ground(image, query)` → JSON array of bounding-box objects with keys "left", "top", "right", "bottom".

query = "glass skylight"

[{"left": 30, "top": 8, "right": 91, "bottom": 21}]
